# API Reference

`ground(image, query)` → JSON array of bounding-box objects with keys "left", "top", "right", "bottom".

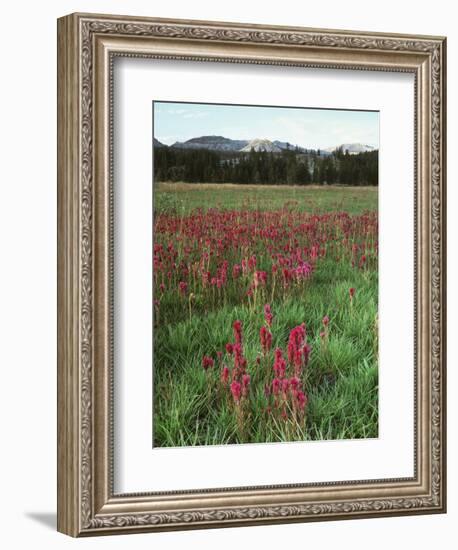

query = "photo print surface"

[{"left": 152, "top": 101, "right": 379, "bottom": 448}]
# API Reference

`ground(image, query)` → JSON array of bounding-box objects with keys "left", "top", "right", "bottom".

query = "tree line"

[{"left": 153, "top": 146, "right": 378, "bottom": 186}]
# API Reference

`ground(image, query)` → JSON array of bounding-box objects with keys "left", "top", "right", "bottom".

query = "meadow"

[{"left": 153, "top": 183, "right": 378, "bottom": 447}]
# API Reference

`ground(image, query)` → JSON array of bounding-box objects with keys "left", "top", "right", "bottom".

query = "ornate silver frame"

[{"left": 57, "top": 13, "right": 446, "bottom": 536}]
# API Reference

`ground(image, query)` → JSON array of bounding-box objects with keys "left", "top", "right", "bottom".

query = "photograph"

[
  {"left": 55, "top": 11, "right": 446, "bottom": 537},
  {"left": 152, "top": 101, "right": 379, "bottom": 447}
]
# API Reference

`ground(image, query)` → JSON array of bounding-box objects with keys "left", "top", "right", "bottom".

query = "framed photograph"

[{"left": 57, "top": 13, "right": 446, "bottom": 537}]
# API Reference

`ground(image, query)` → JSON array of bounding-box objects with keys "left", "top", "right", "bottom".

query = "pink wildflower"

[
  {"left": 260, "top": 326, "right": 272, "bottom": 354},
  {"left": 272, "top": 378, "right": 281, "bottom": 396},
  {"left": 202, "top": 356, "right": 214, "bottom": 370},
  {"left": 233, "top": 320, "right": 243, "bottom": 345},
  {"left": 221, "top": 366, "right": 230, "bottom": 385},
  {"left": 230, "top": 381, "right": 242, "bottom": 403},
  {"left": 178, "top": 281, "right": 187, "bottom": 295},
  {"left": 242, "top": 374, "right": 251, "bottom": 397},
  {"left": 296, "top": 391, "right": 308, "bottom": 411},
  {"left": 253, "top": 270, "right": 267, "bottom": 288},
  {"left": 264, "top": 304, "right": 273, "bottom": 326},
  {"left": 273, "top": 348, "right": 287, "bottom": 378}
]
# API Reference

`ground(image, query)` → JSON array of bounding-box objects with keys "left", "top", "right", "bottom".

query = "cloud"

[
  {"left": 183, "top": 112, "right": 208, "bottom": 119},
  {"left": 158, "top": 107, "right": 209, "bottom": 119},
  {"left": 165, "top": 108, "right": 187, "bottom": 115}
]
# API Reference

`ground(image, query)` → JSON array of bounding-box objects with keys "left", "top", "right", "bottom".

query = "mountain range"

[
  {"left": 170, "top": 135, "right": 248, "bottom": 152},
  {"left": 154, "top": 135, "right": 376, "bottom": 154},
  {"left": 324, "top": 143, "right": 376, "bottom": 154}
]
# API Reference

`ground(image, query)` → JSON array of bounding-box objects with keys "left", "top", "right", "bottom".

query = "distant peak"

[
  {"left": 326, "top": 143, "right": 376, "bottom": 154},
  {"left": 240, "top": 138, "right": 282, "bottom": 153},
  {"left": 153, "top": 137, "right": 166, "bottom": 148}
]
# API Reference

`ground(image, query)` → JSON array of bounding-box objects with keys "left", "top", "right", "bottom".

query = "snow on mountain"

[
  {"left": 326, "top": 143, "right": 376, "bottom": 154},
  {"left": 167, "top": 136, "right": 377, "bottom": 155},
  {"left": 240, "top": 139, "right": 283, "bottom": 153},
  {"left": 153, "top": 137, "right": 166, "bottom": 148}
]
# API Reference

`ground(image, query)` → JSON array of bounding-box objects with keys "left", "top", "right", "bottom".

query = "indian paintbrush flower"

[
  {"left": 233, "top": 320, "right": 243, "bottom": 345},
  {"left": 202, "top": 356, "right": 214, "bottom": 371},
  {"left": 221, "top": 366, "right": 230, "bottom": 385},
  {"left": 178, "top": 281, "right": 188, "bottom": 295},
  {"left": 260, "top": 326, "right": 272, "bottom": 354},
  {"left": 242, "top": 374, "right": 251, "bottom": 397},
  {"left": 273, "top": 348, "right": 287, "bottom": 378},
  {"left": 230, "top": 380, "right": 242, "bottom": 403},
  {"left": 264, "top": 304, "right": 273, "bottom": 326},
  {"left": 296, "top": 390, "right": 307, "bottom": 411}
]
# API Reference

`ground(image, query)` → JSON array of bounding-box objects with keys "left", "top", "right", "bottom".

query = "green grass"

[
  {"left": 153, "top": 183, "right": 378, "bottom": 447},
  {"left": 155, "top": 182, "right": 377, "bottom": 215}
]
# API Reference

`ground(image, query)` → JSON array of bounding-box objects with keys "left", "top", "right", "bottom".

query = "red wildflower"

[
  {"left": 232, "top": 343, "right": 247, "bottom": 381},
  {"left": 293, "top": 261, "right": 313, "bottom": 280},
  {"left": 290, "top": 376, "right": 301, "bottom": 393},
  {"left": 273, "top": 348, "right": 287, "bottom": 378},
  {"left": 225, "top": 343, "right": 234, "bottom": 355},
  {"left": 202, "top": 356, "right": 214, "bottom": 370},
  {"left": 230, "top": 381, "right": 242, "bottom": 403},
  {"left": 296, "top": 390, "right": 308, "bottom": 411},
  {"left": 287, "top": 324, "right": 306, "bottom": 366},
  {"left": 233, "top": 320, "right": 243, "bottom": 345},
  {"left": 233, "top": 343, "right": 243, "bottom": 366},
  {"left": 178, "top": 281, "right": 187, "bottom": 295},
  {"left": 260, "top": 326, "right": 272, "bottom": 354},
  {"left": 303, "top": 344, "right": 311, "bottom": 367},
  {"left": 232, "top": 264, "right": 241, "bottom": 279},
  {"left": 253, "top": 270, "right": 267, "bottom": 288},
  {"left": 282, "top": 268, "right": 291, "bottom": 285},
  {"left": 272, "top": 378, "right": 281, "bottom": 396},
  {"left": 242, "top": 374, "right": 251, "bottom": 396},
  {"left": 264, "top": 304, "right": 273, "bottom": 326},
  {"left": 282, "top": 378, "right": 290, "bottom": 395},
  {"left": 221, "top": 366, "right": 230, "bottom": 385}
]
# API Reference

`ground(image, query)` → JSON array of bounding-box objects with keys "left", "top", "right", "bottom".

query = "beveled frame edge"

[{"left": 57, "top": 12, "right": 446, "bottom": 537}]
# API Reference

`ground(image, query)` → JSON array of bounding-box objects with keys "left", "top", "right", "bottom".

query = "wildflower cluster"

[
  {"left": 201, "top": 305, "right": 319, "bottom": 439},
  {"left": 153, "top": 208, "right": 377, "bottom": 324}
]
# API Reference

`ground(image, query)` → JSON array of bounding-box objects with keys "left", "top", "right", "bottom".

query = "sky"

[{"left": 153, "top": 101, "right": 379, "bottom": 150}]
